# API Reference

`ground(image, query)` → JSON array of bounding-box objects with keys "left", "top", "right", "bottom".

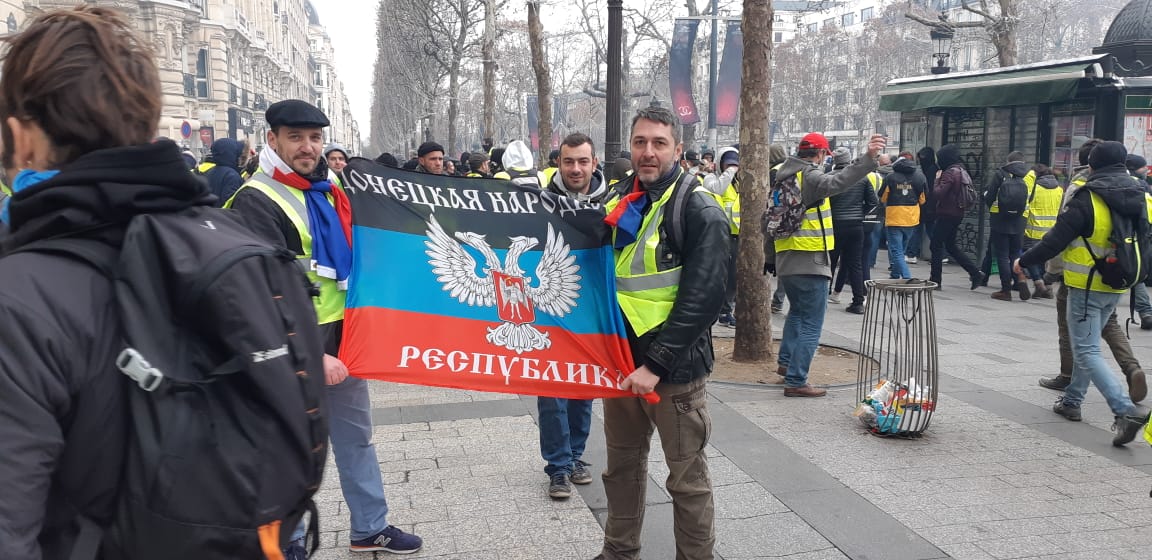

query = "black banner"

[
  {"left": 669, "top": 19, "right": 701, "bottom": 125},
  {"left": 715, "top": 20, "right": 743, "bottom": 127}
]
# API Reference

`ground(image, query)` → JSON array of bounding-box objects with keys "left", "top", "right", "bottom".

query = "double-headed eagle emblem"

[{"left": 424, "top": 216, "right": 581, "bottom": 354}]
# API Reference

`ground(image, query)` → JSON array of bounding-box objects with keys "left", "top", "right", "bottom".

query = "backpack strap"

[
  {"left": 9, "top": 236, "right": 117, "bottom": 277},
  {"left": 664, "top": 171, "right": 700, "bottom": 255}
]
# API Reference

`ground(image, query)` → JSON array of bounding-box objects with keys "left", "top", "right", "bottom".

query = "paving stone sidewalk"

[{"left": 307, "top": 255, "right": 1152, "bottom": 559}]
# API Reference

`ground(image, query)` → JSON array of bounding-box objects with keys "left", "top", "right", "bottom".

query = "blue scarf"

[
  {"left": 1, "top": 169, "right": 60, "bottom": 224},
  {"left": 302, "top": 179, "right": 352, "bottom": 290}
]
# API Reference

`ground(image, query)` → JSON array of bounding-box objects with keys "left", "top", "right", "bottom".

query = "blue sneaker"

[
  {"left": 283, "top": 540, "right": 307, "bottom": 560},
  {"left": 350, "top": 526, "right": 423, "bottom": 554}
]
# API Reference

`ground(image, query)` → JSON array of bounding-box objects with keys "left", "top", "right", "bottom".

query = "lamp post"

[
  {"left": 605, "top": 0, "right": 623, "bottom": 164},
  {"left": 929, "top": 23, "right": 955, "bottom": 75}
]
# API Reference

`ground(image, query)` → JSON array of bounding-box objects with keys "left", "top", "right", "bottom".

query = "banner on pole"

[
  {"left": 669, "top": 19, "right": 701, "bottom": 125},
  {"left": 715, "top": 20, "right": 744, "bottom": 127},
  {"left": 338, "top": 159, "right": 641, "bottom": 400}
]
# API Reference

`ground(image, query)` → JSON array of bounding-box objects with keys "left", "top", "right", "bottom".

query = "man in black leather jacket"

[{"left": 595, "top": 106, "right": 730, "bottom": 560}]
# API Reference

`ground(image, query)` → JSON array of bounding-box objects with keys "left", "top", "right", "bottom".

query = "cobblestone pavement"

[{"left": 309, "top": 255, "right": 1152, "bottom": 559}]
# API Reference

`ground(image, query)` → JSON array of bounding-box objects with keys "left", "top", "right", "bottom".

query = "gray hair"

[{"left": 630, "top": 106, "right": 682, "bottom": 146}]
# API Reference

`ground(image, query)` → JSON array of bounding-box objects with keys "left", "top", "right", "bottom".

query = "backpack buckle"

[{"left": 116, "top": 348, "right": 165, "bottom": 392}]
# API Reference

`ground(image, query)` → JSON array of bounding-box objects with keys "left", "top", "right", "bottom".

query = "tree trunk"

[
  {"left": 448, "top": 63, "right": 460, "bottom": 154},
  {"left": 993, "top": 0, "right": 1019, "bottom": 66},
  {"left": 732, "top": 0, "right": 773, "bottom": 363},
  {"left": 527, "top": 1, "right": 553, "bottom": 165},
  {"left": 483, "top": 0, "right": 497, "bottom": 140}
]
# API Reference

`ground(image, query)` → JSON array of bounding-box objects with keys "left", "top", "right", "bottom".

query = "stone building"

[{"left": 21, "top": 0, "right": 360, "bottom": 157}]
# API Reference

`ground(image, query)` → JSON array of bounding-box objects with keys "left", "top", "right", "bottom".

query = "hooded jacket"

[
  {"left": 201, "top": 138, "right": 244, "bottom": 206},
  {"left": 879, "top": 158, "right": 926, "bottom": 227},
  {"left": 763, "top": 154, "right": 879, "bottom": 278},
  {"left": 1020, "top": 163, "right": 1148, "bottom": 271},
  {"left": 932, "top": 144, "right": 970, "bottom": 219},
  {"left": 917, "top": 147, "right": 939, "bottom": 220},
  {"left": 0, "top": 142, "right": 214, "bottom": 560},
  {"left": 547, "top": 167, "right": 612, "bottom": 204},
  {"left": 983, "top": 160, "right": 1031, "bottom": 235}
]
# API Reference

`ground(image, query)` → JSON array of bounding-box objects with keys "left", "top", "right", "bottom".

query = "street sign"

[{"left": 180, "top": 120, "right": 192, "bottom": 139}]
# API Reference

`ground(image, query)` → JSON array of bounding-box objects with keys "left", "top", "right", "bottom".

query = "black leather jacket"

[{"left": 624, "top": 169, "right": 731, "bottom": 384}]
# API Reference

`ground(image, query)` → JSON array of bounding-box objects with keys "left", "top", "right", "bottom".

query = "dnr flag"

[{"left": 338, "top": 158, "right": 637, "bottom": 400}]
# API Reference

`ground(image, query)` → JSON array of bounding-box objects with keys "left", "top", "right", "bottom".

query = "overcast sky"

[{"left": 310, "top": 0, "right": 378, "bottom": 142}]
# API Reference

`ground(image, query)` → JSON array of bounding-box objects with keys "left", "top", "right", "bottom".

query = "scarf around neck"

[{"left": 260, "top": 148, "right": 353, "bottom": 290}]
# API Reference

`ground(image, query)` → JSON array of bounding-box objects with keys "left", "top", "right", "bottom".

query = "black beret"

[
  {"left": 266, "top": 99, "right": 330, "bottom": 129},
  {"left": 418, "top": 141, "right": 445, "bottom": 157}
]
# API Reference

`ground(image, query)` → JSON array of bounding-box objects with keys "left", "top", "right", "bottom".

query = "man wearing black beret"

[
  {"left": 415, "top": 141, "right": 445, "bottom": 175},
  {"left": 227, "top": 99, "right": 424, "bottom": 557}
]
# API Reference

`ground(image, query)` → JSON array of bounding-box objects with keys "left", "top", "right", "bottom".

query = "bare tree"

[
  {"left": 732, "top": 0, "right": 772, "bottom": 362},
  {"left": 527, "top": 1, "right": 554, "bottom": 163},
  {"left": 906, "top": 0, "right": 1019, "bottom": 67},
  {"left": 483, "top": 0, "right": 498, "bottom": 140},
  {"left": 370, "top": 0, "right": 444, "bottom": 155}
]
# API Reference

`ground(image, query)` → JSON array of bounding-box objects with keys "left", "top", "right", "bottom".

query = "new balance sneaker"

[
  {"left": 1112, "top": 406, "right": 1151, "bottom": 447},
  {"left": 1052, "top": 398, "right": 1082, "bottom": 421},
  {"left": 548, "top": 472, "right": 572, "bottom": 499},
  {"left": 350, "top": 526, "right": 423, "bottom": 554},
  {"left": 570, "top": 459, "right": 593, "bottom": 485}
]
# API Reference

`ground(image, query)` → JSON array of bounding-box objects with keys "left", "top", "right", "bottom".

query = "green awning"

[{"left": 879, "top": 56, "right": 1109, "bottom": 111}]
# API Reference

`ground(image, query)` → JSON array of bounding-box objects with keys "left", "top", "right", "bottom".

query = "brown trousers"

[
  {"left": 1057, "top": 282, "right": 1142, "bottom": 379},
  {"left": 599, "top": 377, "right": 715, "bottom": 560}
]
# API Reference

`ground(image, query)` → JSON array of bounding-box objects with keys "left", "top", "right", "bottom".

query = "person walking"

[
  {"left": 878, "top": 156, "right": 926, "bottom": 279},
  {"left": 595, "top": 106, "right": 730, "bottom": 560},
  {"left": 828, "top": 148, "right": 879, "bottom": 314},
  {"left": 227, "top": 100, "right": 422, "bottom": 557},
  {"left": 929, "top": 144, "right": 985, "bottom": 289},
  {"left": 1022, "top": 164, "right": 1062, "bottom": 298}
]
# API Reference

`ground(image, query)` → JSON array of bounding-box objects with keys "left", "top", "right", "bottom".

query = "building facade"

[{"left": 21, "top": 0, "right": 360, "bottom": 157}]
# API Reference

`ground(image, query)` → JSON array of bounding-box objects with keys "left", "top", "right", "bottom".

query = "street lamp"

[
  {"left": 929, "top": 23, "right": 955, "bottom": 75},
  {"left": 605, "top": 0, "right": 623, "bottom": 164}
]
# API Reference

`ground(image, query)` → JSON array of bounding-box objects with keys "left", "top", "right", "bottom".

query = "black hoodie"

[
  {"left": 917, "top": 147, "right": 939, "bottom": 220},
  {"left": 0, "top": 142, "right": 212, "bottom": 560},
  {"left": 1019, "top": 163, "right": 1147, "bottom": 269},
  {"left": 983, "top": 160, "right": 1031, "bottom": 235}
]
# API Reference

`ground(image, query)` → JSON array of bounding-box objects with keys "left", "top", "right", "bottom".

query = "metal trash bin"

[{"left": 854, "top": 279, "right": 939, "bottom": 437}]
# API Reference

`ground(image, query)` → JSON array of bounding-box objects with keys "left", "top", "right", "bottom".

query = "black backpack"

[
  {"left": 1081, "top": 195, "right": 1152, "bottom": 292},
  {"left": 997, "top": 171, "right": 1029, "bottom": 215},
  {"left": 20, "top": 207, "right": 328, "bottom": 560}
]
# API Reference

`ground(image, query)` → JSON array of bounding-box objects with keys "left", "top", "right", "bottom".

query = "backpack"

[
  {"left": 956, "top": 169, "right": 980, "bottom": 210},
  {"left": 1081, "top": 193, "right": 1152, "bottom": 291},
  {"left": 609, "top": 171, "right": 700, "bottom": 255},
  {"left": 19, "top": 207, "right": 328, "bottom": 560},
  {"left": 997, "top": 171, "right": 1029, "bottom": 215},
  {"left": 763, "top": 169, "right": 807, "bottom": 239}
]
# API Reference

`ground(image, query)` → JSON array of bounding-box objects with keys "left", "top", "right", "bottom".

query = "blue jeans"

[
  {"left": 293, "top": 376, "right": 388, "bottom": 542},
  {"left": 865, "top": 226, "right": 883, "bottom": 270},
  {"left": 907, "top": 222, "right": 923, "bottom": 258},
  {"left": 778, "top": 275, "right": 829, "bottom": 388},
  {"left": 1134, "top": 284, "right": 1152, "bottom": 315},
  {"left": 886, "top": 226, "right": 915, "bottom": 279},
  {"left": 537, "top": 397, "right": 593, "bottom": 476},
  {"left": 1063, "top": 288, "right": 1137, "bottom": 416}
]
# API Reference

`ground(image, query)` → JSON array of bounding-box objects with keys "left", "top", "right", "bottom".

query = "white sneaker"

[
  {"left": 828, "top": 292, "right": 841, "bottom": 304},
  {"left": 906, "top": 256, "right": 918, "bottom": 264}
]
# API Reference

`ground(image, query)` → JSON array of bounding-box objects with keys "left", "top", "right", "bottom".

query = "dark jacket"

[
  {"left": 878, "top": 159, "right": 926, "bottom": 227},
  {"left": 917, "top": 147, "right": 939, "bottom": 220},
  {"left": 984, "top": 160, "right": 1030, "bottom": 235},
  {"left": 0, "top": 142, "right": 213, "bottom": 560},
  {"left": 546, "top": 168, "right": 613, "bottom": 205},
  {"left": 933, "top": 164, "right": 971, "bottom": 219},
  {"left": 625, "top": 169, "right": 730, "bottom": 384},
  {"left": 203, "top": 138, "right": 244, "bottom": 205},
  {"left": 1020, "top": 164, "right": 1146, "bottom": 269},
  {"left": 829, "top": 173, "right": 879, "bottom": 226}
]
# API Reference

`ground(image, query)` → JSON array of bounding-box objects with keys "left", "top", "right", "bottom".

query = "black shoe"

[
  {"left": 1053, "top": 398, "right": 1082, "bottom": 421},
  {"left": 1129, "top": 370, "right": 1148, "bottom": 403},
  {"left": 1113, "top": 406, "right": 1150, "bottom": 446},
  {"left": 548, "top": 472, "right": 572, "bottom": 499},
  {"left": 845, "top": 303, "right": 865, "bottom": 315},
  {"left": 1142, "top": 314, "right": 1152, "bottom": 331},
  {"left": 970, "top": 272, "right": 986, "bottom": 290},
  {"left": 1015, "top": 280, "right": 1032, "bottom": 301},
  {"left": 1039, "top": 376, "right": 1070, "bottom": 390},
  {"left": 570, "top": 459, "right": 593, "bottom": 485}
]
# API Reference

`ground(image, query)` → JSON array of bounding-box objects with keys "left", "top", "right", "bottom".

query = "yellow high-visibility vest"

[
  {"left": 773, "top": 170, "right": 835, "bottom": 253},
  {"left": 225, "top": 171, "right": 346, "bottom": 324},
  {"left": 1062, "top": 191, "right": 1149, "bottom": 294},
  {"left": 721, "top": 179, "right": 740, "bottom": 235},
  {"left": 196, "top": 161, "right": 216, "bottom": 175},
  {"left": 1025, "top": 183, "right": 1064, "bottom": 240}
]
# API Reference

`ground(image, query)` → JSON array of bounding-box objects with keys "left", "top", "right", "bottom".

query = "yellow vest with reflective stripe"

[
  {"left": 721, "top": 179, "right": 740, "bottom": 235},
  {"left": 196, "top": 161, "right": 216, "bottom": 174},
  {"left": 773, "top": 170, "right": 835, "bottom": 253},
  {"left": 991, "top": 169, "right": 1035, "bottom": 213},
  {"left": 541, "top": 167, "right": 558, "bottom": 187},
  {"left": 1063, "top": 191, "right": 1130, "bottom": 293},
  {"left": 1025, "top": 183, "right": 1063, "bottom": 240},
  {"left": 225, "top": 172, "right": 347, "bottom": 324},
  {"left": 605, "top": 177, "right": 710, "bottom": 337}
]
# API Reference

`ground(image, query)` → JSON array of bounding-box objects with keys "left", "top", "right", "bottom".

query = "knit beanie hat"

[{"left": 1088, "top": 141, "right": 1127, "bottom": 169}]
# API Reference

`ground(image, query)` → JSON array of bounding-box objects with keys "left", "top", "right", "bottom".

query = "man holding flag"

[
  {"left": 596, "top": 106, "right": 730, "bottom": 560},
  {"left": 227, "top": 100, "right": 422, "bottom": 557}
]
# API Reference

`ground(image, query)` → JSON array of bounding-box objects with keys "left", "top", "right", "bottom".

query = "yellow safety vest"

[
  {"left": 0, "top": 182, "right": 10, "bottom": 196},
  {"left": 466, "top": 172, "right": 485, "bottom": 178},
  {"left": 867, "top": 172, "right": 881, "bottom": 192},
  {"left": 1062, "top": 191, "right": 1144, "bottom": 294},
  {"left": 196, "top": 161, "right": 216, "bottom": 175},
  {"left": 1025, "top": 183, "right": 1063, "bottom": 240},
  {"left": 773, "top": 170, "right": 835, "bottom": 253},
  {"left": 541, "top": 167, "right": 559, "bottom": 187},
  {"left": 605, "top": 176, "right": 711, "bottom": 336},
  {"left": 225, "top": 171, "right": 347, "bottom": 324},
  {"left": 721, "top": 178, "right": 740, "bottom": 235},
  {"left": 990, "top": 169, "right": 1035, "bottom": 214}
]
